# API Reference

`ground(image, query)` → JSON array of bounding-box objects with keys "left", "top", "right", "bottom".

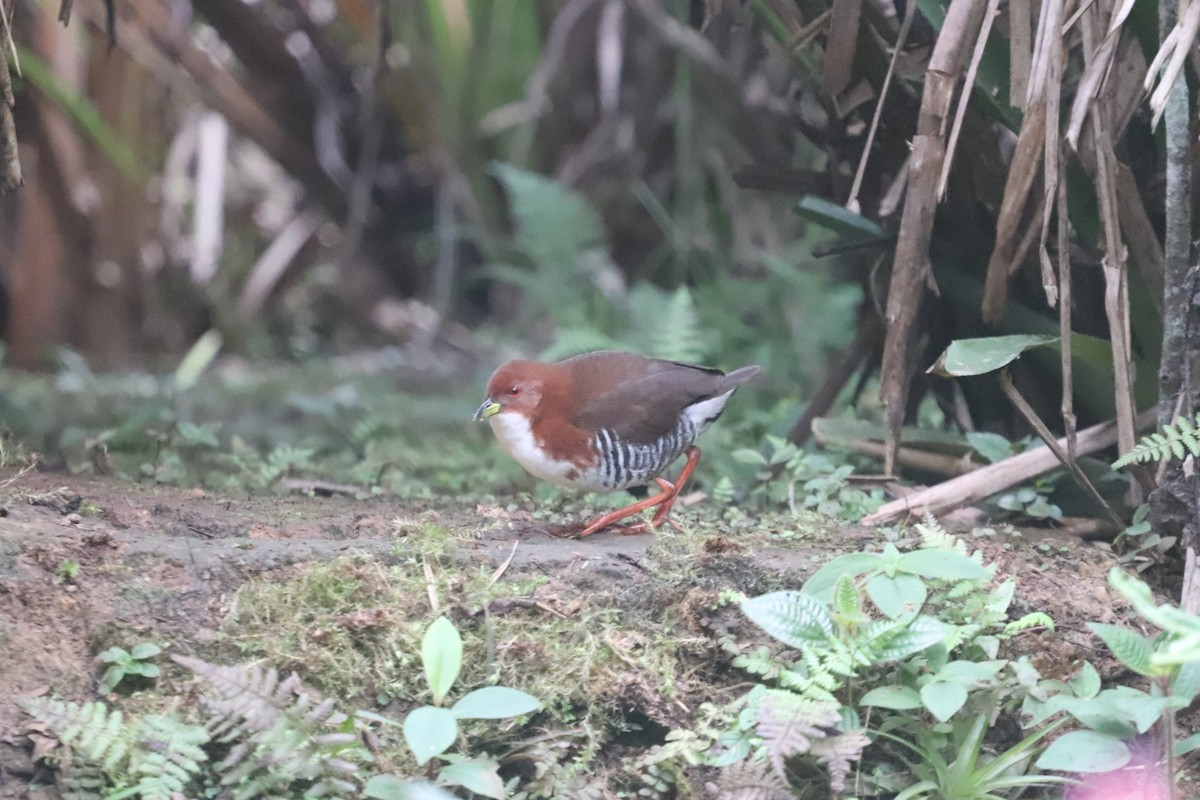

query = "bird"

[{"left": 474, "top": 351, "right": 760, "bottom": 537}]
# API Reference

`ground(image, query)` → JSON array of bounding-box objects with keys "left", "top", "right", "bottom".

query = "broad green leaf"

[
  {"left": 928, "top": 334, "right": 1060, "bottom": 377},
  {"left": 966, "top": 431, "right": 1013, "bottom": 463},
  {"left": 794, "top": 196, "right": 886, "bottom": 238},
  {"left": 740, "top": 591, "right": 833, "bottom": 648},
  {"left": 99, "top": 647, "right": 130, "bottom": 665},
  {"left": 1035, "top": 730, "right": 1131, "bottom": 773},
  {"left": 364, "top": 776, "right": 458, "bottom": 800},
  {"left": 859, "top": 685, "right": 922, "bottom": 710},
  {"left": 731, "top": 448, "right": 769, "bottom": 466},
  {"left": 438, "top": 758, "right": 505, "bottom": 799},
  {"left": 831, "top": 574, "right": 862, "bottom": 618},
  {"left": 1088, "top": 623, "right": 1154, "bottom": 676},
  {"left": 1069, "top": 661, "right": 1101, "bottom": 700},
  {"left": 1173, "top": 661, "right": 1200, "bottom": 703},
  {"left": 1051, "top": 695, "right": 1138, "bottom": 739},
  {"left": 867, "top": 574, "right": 927, "bottom": 620},
  {"left": 802, "top": 553, "right": 884, "bottom": 599},
  {"left": 936, "top": 660, "right": 1004, "bottom": 685},
  {"left": 403, "top": 706, "right": 458, "bottom": 766},
  {"left": 130, "top": 643, "right": 162, "bottom": 660},
  {"left": 1176, "top": 731, "right": 1200, "bottom": 757},
  {"left": 921, "top": 681, "right": 968, "bottom": 722},
  {"left": 451, "top": 686, "right": 541, "bottom": 720},
  {"left": 422, "top": 617, "right": 463, "bottom": 705},
  {"left": 129, "top": 663, "right": 159, "bottom": 678},
  {"left": 875, "top": 616, "right": 949, "bottom": 662},
  {"left": 896, "top": 550, "right": 990, "bottom": 581}
]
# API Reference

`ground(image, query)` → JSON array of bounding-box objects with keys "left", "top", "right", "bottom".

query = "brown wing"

[{"left": 563, "top": 352, "right": 752, "bottom": 445}]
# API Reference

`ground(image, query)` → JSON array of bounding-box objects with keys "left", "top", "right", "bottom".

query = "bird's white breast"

[{"left": 489, "top": 411, "right": 588, "bottom": 487}]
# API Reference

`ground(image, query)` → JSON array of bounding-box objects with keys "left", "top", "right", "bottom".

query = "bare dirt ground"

[{"left": 0, "top": 467, "right": 1188, "bottom": 797}]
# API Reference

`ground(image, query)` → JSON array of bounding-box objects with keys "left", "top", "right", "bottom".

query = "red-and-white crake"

[{"left": 474, "top": 351, "right": 760, "bottom": 537}]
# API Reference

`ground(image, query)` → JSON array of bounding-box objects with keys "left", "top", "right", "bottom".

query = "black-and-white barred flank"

[{"left": 593, "top": 416, "right": 699, "bottom": 490}]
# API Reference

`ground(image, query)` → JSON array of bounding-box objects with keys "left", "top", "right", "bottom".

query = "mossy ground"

[{"left": 0, "top": 355, "right": 1189, "bottom": 797}]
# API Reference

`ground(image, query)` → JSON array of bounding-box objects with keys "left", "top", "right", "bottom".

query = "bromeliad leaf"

[{"left": 741, "top": 591, "right": 834, "bottom": 648}]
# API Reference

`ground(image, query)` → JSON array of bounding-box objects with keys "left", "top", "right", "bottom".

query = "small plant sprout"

[
  {"left": 98, "top": 642, "right": 163, "bottom": 694},
  {"left": 56, "top": 560, "right": 80, "bottom": 583},
  {"left": 360, "top": 617, "right": 541, "bottom": 800}
]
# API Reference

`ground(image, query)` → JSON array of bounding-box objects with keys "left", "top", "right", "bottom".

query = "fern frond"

[
  {"left": 21, "top": 698, "right": 132, "bottom": 772},
  {"left": 808, "top": 729, "right": 870, "bottom": 792},
  {"left": 754, "top": 690, "right": 839, "bottom": 779},
  {"left": 915, "top": 513, "right": 963, "bottom": 553},
  {"left": 123, "top": 715, "right": 209, "bottom": 799},
  {"left": 176, "top": 656, "right": 365, "bottom": 799},
  {"left": 648, "top": 286, "right": 707, "bottom": 363},
  {"left": 716, "top": 759, "right": 792, "bottom": 800},
  {"left": 1004, "top": 611, "right": 1055, "bottom": 635},
  {"left": 173, "top": 655, "right": 298, "bottom": 740},
  {"left": 1114, "top": 411, "right": 1200, "bottom": 468}
]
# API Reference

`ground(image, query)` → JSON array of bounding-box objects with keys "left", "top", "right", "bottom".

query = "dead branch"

[
  {"left": 879, "top": 0, "right": 987, "bottom": 476},
  {"left": 863, "top": 408, "right": 1156, "bottom": 524}
]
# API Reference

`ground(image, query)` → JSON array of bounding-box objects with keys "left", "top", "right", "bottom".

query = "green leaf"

[
  {"left": 921, "top": 681, "right": 968, "bottom": 722},
  {"left": 99, "top": 647, "right": 130, "bottom": 665},
  {"left": 731, "top": 448, "right": 769, "bottom": 466},
  {"left": 875, "top": 616, "right": 948, "bottom": 662},
  {"left": 859, "top": 685, "right": 922, "bottom": 710},
  {"left": 935, "top": 660, "right": 1004, "bottom": 685},
  {"left": 422, "top": 617, "right": 463, "bottom": 705},
  {"left": 1088, "top": 623, "right": 1154, "bottom": 676},
  {"left": 129, "top": 663, "right": 160, "bottom": 678},
  {"left": 100, "top": 666, "right": 125, "bottom": 694},
  {"left": 831, "top": 574, "right": 862, "bottom": 618},
  {"left": 896, "top": 550, "right": 990, "bottom": 581},
  {"left": 451, "top": 686, "right": 541, "bottom": 720},
  {"left": 867, "top": 574, "right": 927, "bottom": 620},
  {"left": 364, "top": 776, "right": 458, "bottom": 800},
  {"left": 794, "top": 196, "right": 886, "bottom": 237},
  {"left": 1176, "top": 731, "right": 1200, "bottom": 757},
  {"left": 966, "top": 431, "right": 1013, "bottom": 463},
  {"left": 740, "top": 591, "right": 833, "bottom": 648},
  {"left": 929, "top": 334, "right": 1060, "bottom": 377},
  {"left": 403, "top": 706, "right": 458, "bottom": 766},
  {"left": 130, "top": 643, "right": 162, "bottom": 660},
  {"left": 801, "top": 553, "right": 884, "bottom": 599},
  {"left": 1069, "top": 661, "right": 1101, "bottom": 700},
  {"left": 438, "top": 758, "right": 505, "bottom": 799},
  {"left": 1173, "top": 661, "right": 1200, "bottom": 703},
  {"left": 1035, "top": 730, "right": 1131, "bottom": 773}
]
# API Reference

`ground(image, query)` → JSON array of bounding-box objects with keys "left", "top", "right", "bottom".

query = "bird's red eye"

[{"left": 509, "top": 386, "right": 521, "bottom": 397}]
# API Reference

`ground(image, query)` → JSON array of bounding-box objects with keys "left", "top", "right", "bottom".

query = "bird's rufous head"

[{"left": 473, "top": 360, "right": 553, "bottom": 422}]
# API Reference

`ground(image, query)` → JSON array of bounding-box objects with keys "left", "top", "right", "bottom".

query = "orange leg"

[
  {"left": 649, "top": 446, "right": 700, "bottom": 528},
  {"left": 575, "top": 446, "right": 702, "bottom": 538}
]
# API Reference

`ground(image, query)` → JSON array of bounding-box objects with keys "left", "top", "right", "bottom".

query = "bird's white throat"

[{"left": 488, "top": 411, "right": 582, "bottom": 487}]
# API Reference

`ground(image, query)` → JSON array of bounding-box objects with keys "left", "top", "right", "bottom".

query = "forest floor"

[
  {"left": 0, "top": 465, "right": 1186, "bottom": 797},
  {"left": 0, "top": 354, "right": 1193, "bottom": 797}
]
